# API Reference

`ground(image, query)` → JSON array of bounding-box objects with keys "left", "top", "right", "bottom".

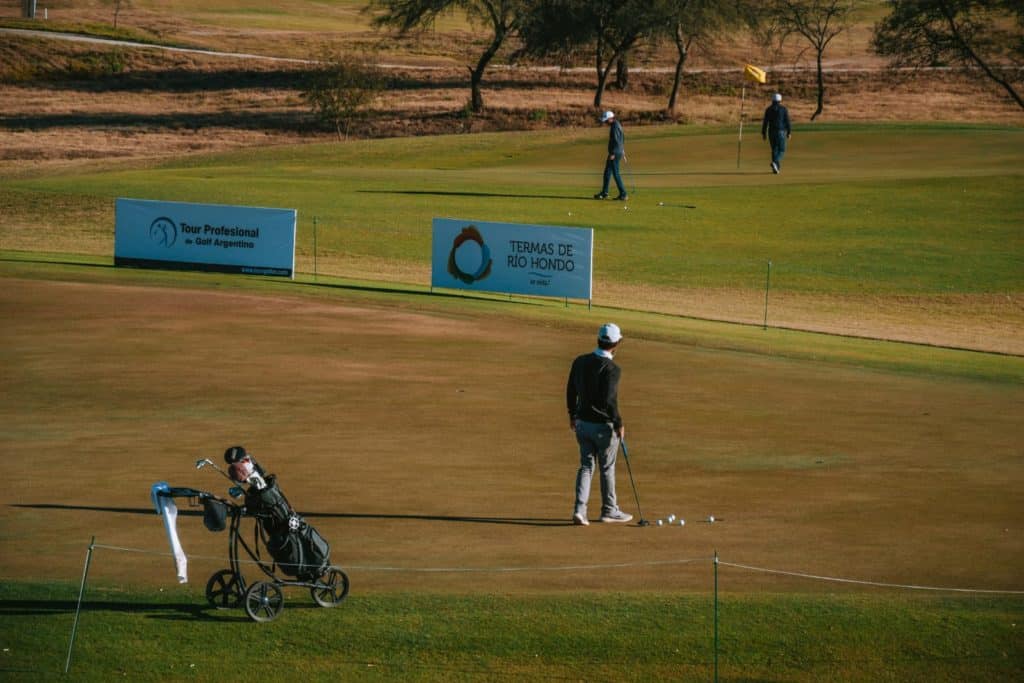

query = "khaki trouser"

[{"left": 573, "top": 420, "right": 621, "bottom": 518}]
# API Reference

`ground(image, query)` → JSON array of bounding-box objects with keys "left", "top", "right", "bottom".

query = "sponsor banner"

[
  {"left": 114, "top": 198, "right": 297, "bottom": 278},
  {"left": 432, "top": 218, "right": 593, "bottom": 300}
]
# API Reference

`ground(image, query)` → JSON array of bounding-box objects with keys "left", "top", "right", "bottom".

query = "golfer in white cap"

[
  {"left": 566, "top": 322, "right": 632, "bottom": 525},
  {"left": 593, "top": 111, "right": 628, "bottom": 201},
  {"left": 761, "top": 93, "right": 792, "bottom": 174}
]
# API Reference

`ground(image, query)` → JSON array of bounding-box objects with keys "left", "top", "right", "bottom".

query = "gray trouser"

[
  {"left": 574, "top": 420, "right": 621, "bottom": 516},
  {"left": 770, "top": 130, "right": 787, "bottom": 166}
]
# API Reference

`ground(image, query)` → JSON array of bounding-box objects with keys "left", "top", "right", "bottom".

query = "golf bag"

[{"left": 245, "top": 475, "right": 331, "bottom": 581}]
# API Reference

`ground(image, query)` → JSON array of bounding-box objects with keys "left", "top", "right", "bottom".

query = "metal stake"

[
  {"left": 714, "top": 550, "right": 719, "bottom": 683},
  {"left": 65, "top": 536, "right": 96, "bottom": 674}
]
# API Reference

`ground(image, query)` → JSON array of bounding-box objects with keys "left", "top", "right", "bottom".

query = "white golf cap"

[
  {"left": 600, "top": 110, "right": 615, "bottom": 123},
  {"left": 773, "top": 93, "right": 782, "bottom": 102},
  {"left": 598, "top": 323, "right": 622, "bottom": 344}
]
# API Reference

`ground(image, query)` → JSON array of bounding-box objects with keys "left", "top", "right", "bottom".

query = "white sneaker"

[
  {"left": 572, "top": 512, "right": 589, "bottom": 526},
  {"left": 771, "top": 161, "right": 780, "bottom": 174},
  {"left": 599, "top": 510, "right": 633, "bottom": 523}
]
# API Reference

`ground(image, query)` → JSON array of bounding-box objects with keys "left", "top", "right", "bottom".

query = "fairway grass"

[
  {"left": 1, "top": 255, "right": 1021, "bottom": 383},
  {"left": 2, "top": 123, "right": 1021, "bottom": 353},
  {"left": 1, "top": 120, "right": 1022, "bottom": 681},
  {"left": 2, "top": 581, "right": 1021, "bottom": 681}
]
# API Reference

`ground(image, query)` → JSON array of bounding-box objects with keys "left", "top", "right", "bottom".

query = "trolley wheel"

[
  {"left": 205, "top": 569, "right": 244, "bottom": 609},
  {"left": 244, "top": 581, "right": 284, "bottom": 623},
  {"left": 310, "top": 567, "right": 350, "bottom": 608}
]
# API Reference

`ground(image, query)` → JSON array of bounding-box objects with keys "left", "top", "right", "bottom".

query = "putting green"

[{"left": 3, "top": 123, "right": 1021, "bottom": 352}]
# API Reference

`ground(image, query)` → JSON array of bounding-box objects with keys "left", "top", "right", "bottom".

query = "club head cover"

[{"left": 224, "top": 445, "right": 247, "bottom": 464}]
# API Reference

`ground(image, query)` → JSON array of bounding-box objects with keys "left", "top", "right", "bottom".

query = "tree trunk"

[
  {"left": 668, "top": 27, "right": 690, "bottom": 113},
  {"left": 594, "top": 50, "right": 622, "bottom": 109},
  {"left": 940, "top": 4, "right": 1024, "bottom": 109},
  {"left": 469, "top": 28, "right": 506, "bottom": 113},
  {"left": 594, "top": 66, "right": 611, "bottom": 108},
  {"left": 615, "top": 53, "right": 629, "bottom": 91},
  {"left": 811, "top": 49, "right": 824, "bottom": 121}
]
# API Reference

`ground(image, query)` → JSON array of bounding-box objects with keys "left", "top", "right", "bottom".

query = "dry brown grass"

[
  {"left": 1, "top": 13, "right": 1022, "bottom": 175},
  {"left": 0, "top": 5, "right": 1021, "bottom": 610},
  {"left": 1, "top": 277, "right": 1020, "bottom": 593}
]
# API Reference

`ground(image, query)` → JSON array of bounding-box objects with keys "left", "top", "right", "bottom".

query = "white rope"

[
  {"left": 90, "top": 544, "right": 1024, "bottom": 592},
  {"left": 91, "top": 544, "right": 709, "bottom": 573},
  {"left": 344, "top": 557, "right": 711, "bottom": 573},
  {"left": 717, "top": 561, "right": 1024, "bottom": 595}
]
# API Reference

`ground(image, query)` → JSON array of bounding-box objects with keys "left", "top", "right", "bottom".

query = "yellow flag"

[{"left": 744, "top": 64, "right": 766, "bottom": 84}]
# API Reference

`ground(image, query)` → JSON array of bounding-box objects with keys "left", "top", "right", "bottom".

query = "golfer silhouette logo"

[
  {"left": 447, "top": 225, "right": 492, "bottom": 284},
  {"left": 149, "top": 216, "right": 178, "bottom": 248}
]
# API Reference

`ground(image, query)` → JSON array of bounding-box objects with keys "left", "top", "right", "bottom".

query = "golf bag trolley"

[{"left": 163, "top": 446, "right": 349, "bottom": 622}]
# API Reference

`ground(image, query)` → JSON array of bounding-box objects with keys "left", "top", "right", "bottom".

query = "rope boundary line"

[
  {"left": 91, "top": 544, "right": 710, "bottom": 573},
  {"left": 89, "top": 544, "right": 1024, "bottom": 593},
  {"left": 717, "top": 560, "right": 1024, "bottom": 595}
]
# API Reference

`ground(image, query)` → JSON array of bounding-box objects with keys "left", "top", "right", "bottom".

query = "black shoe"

[
  {"left": 613, "top": 195, "right": 628, "bottom": 201},
  {"left": 593, "top": 192, "right": 608, "bottom": 199}
]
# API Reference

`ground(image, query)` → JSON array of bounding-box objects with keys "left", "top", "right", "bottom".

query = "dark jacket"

[
  {"left": 607, "top": 120, "right": 624, "bottom": 157},
  {"left": 567, "top": 352, "right": 623, "bottom": 429},
  {"left": 761, "top": 102, "right": 791, "bottom": 138}
]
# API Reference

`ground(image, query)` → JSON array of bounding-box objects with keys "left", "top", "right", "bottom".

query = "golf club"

[
  {"left": 619, "top": 440, "right": 650, "bottom": 526},
  {"left": 195, "top": 457, "right": 234, "bottom": 483},
  {"left": 624, "top": 155, "right": 636, "bottom": 197}
]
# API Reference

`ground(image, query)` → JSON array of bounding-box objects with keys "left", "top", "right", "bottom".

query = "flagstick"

[{"left": 736, "top": 84, "right": 746, "bottom": 169}]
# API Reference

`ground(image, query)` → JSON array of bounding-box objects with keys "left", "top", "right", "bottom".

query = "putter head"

[
  {"left": 637, "top": 519, "right": 651, "bottom": 527},
  {"left": 195, "top": 458, "right": 214, "bottom": 470}
]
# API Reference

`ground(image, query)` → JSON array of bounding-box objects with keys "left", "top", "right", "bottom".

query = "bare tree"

[
  {"left": 368, "top": 0, "right": 528, "bottom": 113},
  {"left": 661, "top": 0, "right": 753, "bottom": 113},
  {"left": 872, "top": 0, "right": 1024, "bottom": 109},
  {"left": 517, "top": 0, "right": 668, "bottom": 108},
  {"left": 302, "top": 51, "right": 385, "bottom": 140},
  {"left": 761, "top": 0, "right": 856, "bottom": 120},
  {"left": 102, "top": 0, "right": 131, "bottom": 29}
]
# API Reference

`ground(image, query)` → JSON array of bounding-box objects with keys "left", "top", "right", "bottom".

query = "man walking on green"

[
  {"left": 761, "top": 93, "right": 792, "bottom": 174},
  {"left": 566, "top": 323, "right": 632, "bottom": 525},
  {"left": 593, "top": 111, "right": 628, "bottom": 200}
]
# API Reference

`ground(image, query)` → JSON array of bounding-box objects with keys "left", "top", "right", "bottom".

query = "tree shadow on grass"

[
  {"left": 0, "top": 110, "right": 306, "bottom": 133},
  {"left": 12, "top": 504, "right": 571, "bottom": 527}
]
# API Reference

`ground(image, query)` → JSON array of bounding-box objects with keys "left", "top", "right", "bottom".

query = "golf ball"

[
  {"left": 708, "top": 515, "right": 715, "bottom": 523},
  {"left": 658, "top": 201, "right": 664, "bottom": 206},
  {"left": 656, "top": 519, "right": 664, "bottom": 526},
  {"left": 679, "top": 519, "right": 685, "bottom": 526}
]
